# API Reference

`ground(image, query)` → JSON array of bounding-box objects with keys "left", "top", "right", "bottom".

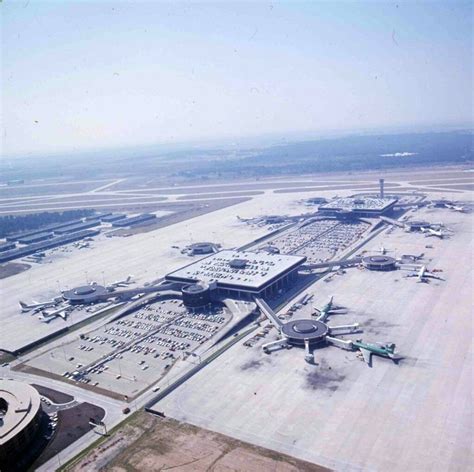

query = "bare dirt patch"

[
  {"left": 67, "top": 413, "right": 329, "bottom": 472},
  {"left": 32, "top": 384, "right": 74, "bottom": 404},
  {"left": 0, "top": 262, "right": 31, "bottom": 279}
]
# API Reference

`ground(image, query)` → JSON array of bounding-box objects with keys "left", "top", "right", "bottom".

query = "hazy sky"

[{"left": 2, "top": 1, "right": 473, "bottom": 157}]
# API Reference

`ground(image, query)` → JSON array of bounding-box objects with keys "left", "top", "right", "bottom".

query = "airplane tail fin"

[
  {"left": 19, "top": 301, "right": 28, "bottom": 309},
  {"left": 387, "top": 343, "right": 396, "bottom": 357}
]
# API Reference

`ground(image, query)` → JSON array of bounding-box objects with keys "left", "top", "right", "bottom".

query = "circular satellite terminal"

[
  {"left": 261, "top": 245, "right": 280, "bottom": 254},
  {"left": 190, "top": 242, "right": 215, "bottom": 254},
  {"left": 281, "top": 319, "right": 329, "bottom": 345},
  {"left": 75, "top": 286, "right": 95, "bottom": 295},
  {"left": 362, "top": 255, "right": 397, "bottom": 271},
  {"left": 229, "top": 258, "right": 248, "bottom": 269},
  {"left": 63, "top": 284, "right": 108, "bottom": 304},
  {"left": 293, "top": 320, "right": 319, "bottom": 334}
]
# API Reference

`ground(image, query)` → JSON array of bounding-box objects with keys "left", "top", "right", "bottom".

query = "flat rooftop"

[
  {"left": 319, "top": 196, "right": 397, "bottom": 212},
  {"left": 166, "top": 250, "right": 306, "bottom": 291}
]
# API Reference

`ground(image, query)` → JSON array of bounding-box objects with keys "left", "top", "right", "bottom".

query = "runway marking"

[{"left": 89, "top": 179, "right": 126, "bottom": 193}]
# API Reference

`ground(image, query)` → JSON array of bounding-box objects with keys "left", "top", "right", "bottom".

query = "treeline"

[
  {"left": 0, "top": 210, "right": 95, "bottom": 238},
  {"left": 175, "top": 131, "right": 473, "bottom": 179}
]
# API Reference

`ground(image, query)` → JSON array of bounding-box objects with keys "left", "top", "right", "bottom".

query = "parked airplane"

[
  {"left": 313, "top": 296, "right": 341, "bottom": 322},
  {"left": 420, "top": 226, "right": 445, "bottom": 239},
  {"left": 352, "top": 340, "right": 399, "bottom": 366},
  {"left": 445, "top": 203, "right": 466, "bottom": 213},
  {"left": 404, "top": 265, "right": 444, "bottom": 283},
  {"left": 108, "top": 275, "right": 134, "bottom": 288},
  {"left": 38, "top": 307, "right": 70, "bottom": 322},
  {"left": 19, "top": 297, "right": 62, "bottom": 313},
  {"left": 430, "top": 200, "right": 466, "bottom": 213}
]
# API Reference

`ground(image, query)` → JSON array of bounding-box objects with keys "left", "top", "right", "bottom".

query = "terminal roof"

[{"left": 166, "top": 250, "right": 306, "bottom": 291}]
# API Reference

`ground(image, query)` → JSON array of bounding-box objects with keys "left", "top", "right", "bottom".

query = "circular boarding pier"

[{"left": 281, "top": 319, "right": 329, "bottom": 346}]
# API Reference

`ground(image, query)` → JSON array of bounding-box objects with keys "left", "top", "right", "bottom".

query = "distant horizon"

[
  {"left": 2, "top": 121, "right": 473, "bottom": 162},
  {"left": 3, "top": 1, "right": 472, "bottom": 159}
]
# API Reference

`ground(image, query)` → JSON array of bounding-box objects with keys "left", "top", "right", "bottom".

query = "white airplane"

[
  {"left": 38, "top": 307, "right": 70, "bottom": 322},
  {"left": 108, "top": 275, "right": 134, "bottom": 288},
  {"left": 19, "top": 297, "right": 62, "bottom": 313},
  {"left": 404, "top": 265, "right": 444, "bottom": 283},
  {"left": 74, "top": 241, "right": 90, "bottom": 249},
  {"left": 445, "top": 203, "right": 466, "bottom": 213},
  {"left": 420, "top": 226, "right": 445, "bottom": 239}
]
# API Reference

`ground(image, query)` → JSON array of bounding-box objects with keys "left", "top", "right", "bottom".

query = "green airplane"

[
  {"left": 314, "top": 295, "right": 334, "bottom": 322},
  {"left": 352, "top": 340, "right": 399, "bottom": 367}
]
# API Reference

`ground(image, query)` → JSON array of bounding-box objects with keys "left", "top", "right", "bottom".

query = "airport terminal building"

[
  {"left": 166, "top": 250, "right": 307, "bottom": 299},
  {"left": 318, "top": 197, "right": 398, "bottom": 217}
]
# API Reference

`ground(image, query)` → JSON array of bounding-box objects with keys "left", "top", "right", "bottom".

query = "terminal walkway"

[{"left": 253, "top": 297, "right": 282, "bottom": 329}]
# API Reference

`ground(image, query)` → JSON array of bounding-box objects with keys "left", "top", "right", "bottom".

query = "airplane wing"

[
  {"left": 425, "top": 273, "right": 444, "bottom": 281},
  {"left": 359, "top": 348, "right": 372, "bottom": 366}
]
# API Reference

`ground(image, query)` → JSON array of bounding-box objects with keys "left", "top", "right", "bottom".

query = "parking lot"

[
  {"left": 25, "top": 297, "right": 231, "bottom": 398},
  {"left": 261, "top": 219, "right": 370, "bottom": 263}
]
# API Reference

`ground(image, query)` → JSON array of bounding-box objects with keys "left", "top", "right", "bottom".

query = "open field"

[
  {"left": 66, "top": 413, "right": 329, "bottom": 472},
  {"left": 0, "top": 166, "right": 471, "bottom": 214}
]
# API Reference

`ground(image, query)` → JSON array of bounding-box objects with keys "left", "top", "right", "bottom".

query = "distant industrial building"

[
  {"left": 54, "top": 220, "right": 101, "bottom": 235},
  {"left": 0, "top": 229, "right": 100, "bottom": 263},
  {"left": 101, "top": 213, "right": 127, "bottom": 223},
  {"left": 84, "top": 212, "right": 112, "bottom": 221},
  {"left": 5, "top": 220, "right": 84, "bottom": 242},
  {"left": 318, "top": 196, "right": 398, "bottom": 217},
  {"left": 17, "top": 232, "right": 54, "bottom": 245},
  {"left": 0, "top": 380, "right": 43, "bottom": 467},
  {"left": 112, "top": 214, "right": 157, "bottom": 227},
  {"left": 166, "top": 250, "right": 307, "bottom": 299},
  {"left": 0, "top": 242, "right": 16, "bottom": 253}
]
